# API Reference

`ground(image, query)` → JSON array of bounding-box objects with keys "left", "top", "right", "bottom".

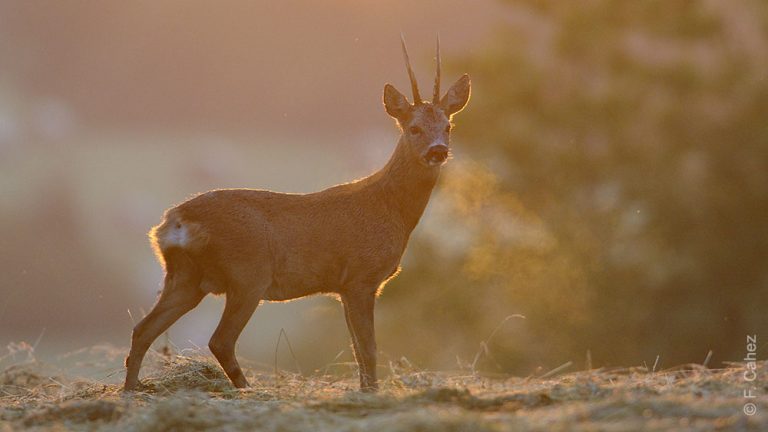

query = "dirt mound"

[{"left": 0, "top": 355, "right": 765, "bottom": 431}]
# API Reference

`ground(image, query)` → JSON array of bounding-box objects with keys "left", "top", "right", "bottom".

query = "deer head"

[{"left": 383, "top": 35, "right": 471, "bottom": 167}]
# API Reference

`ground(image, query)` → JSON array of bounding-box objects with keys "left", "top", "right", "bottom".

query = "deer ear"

[
  {"left": 383, "top": 84, "right": 411, "bottom": 120},
  {"left": 439, "top": 74, "right": 471, "bottom": 116}
]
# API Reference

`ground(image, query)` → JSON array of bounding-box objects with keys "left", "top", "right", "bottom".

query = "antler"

[
  {"left": 433, "top": 34, "right": 441, "bottom": 104},
  {"left": 400, "top": 33, "right": 422, "bottom": 104}
]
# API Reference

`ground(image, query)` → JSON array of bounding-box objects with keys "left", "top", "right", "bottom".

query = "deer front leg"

[
  {"left": 342, "top": 290, "right": 378, "bottom": 392},
  {"left": 124, "top": 271, "right": 204, "bottom": 391},
  {"left": 208, "top": 289, "right": 260, "bottom": 388}
]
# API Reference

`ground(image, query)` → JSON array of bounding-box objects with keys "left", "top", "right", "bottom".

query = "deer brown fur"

[{"left": 124, "top": 38, "right": 471, "bottom": 392}]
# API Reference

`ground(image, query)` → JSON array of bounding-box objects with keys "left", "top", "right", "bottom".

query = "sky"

[{"left": 0, "top": 1, "right": 510, "bottom": 142}]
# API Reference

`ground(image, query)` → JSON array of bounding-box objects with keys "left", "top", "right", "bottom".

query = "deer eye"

[{"left": 409, "top": 126, "right": 422, "bottom": 135}]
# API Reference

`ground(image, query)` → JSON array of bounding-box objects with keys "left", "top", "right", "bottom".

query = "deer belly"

[{"left": 263, "top": 282, "right": 321, "bottom": 301}]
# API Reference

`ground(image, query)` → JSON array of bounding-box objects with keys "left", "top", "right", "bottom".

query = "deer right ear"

[
  {"left": 439, "top": 74, "right": 471, "bottom": 116},
  {"left": 383, "top": 84, "right": 411, "bottom": 120}
]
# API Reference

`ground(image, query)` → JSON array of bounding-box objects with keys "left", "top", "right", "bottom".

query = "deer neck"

[{"left": 371, "top": 135, "right": 440, "bottom": 234}]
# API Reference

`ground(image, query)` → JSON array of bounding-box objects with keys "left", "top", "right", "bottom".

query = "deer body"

[
  {"left": 160, "top": 137, "right": 437, "bottom": 301},
  {"left": 124, "top": 38, "right": 470, "bottom": 392}
]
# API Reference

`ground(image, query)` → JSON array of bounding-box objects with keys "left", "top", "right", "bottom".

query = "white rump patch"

[{"left": 163, "top": 223, "right": 190, "bottom": 247}]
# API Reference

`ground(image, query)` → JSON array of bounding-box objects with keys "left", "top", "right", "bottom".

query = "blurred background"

[{"left": 1, "top": 0, "right": 766, "bottom": 378}]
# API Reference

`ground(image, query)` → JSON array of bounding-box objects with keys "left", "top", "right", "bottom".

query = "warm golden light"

[{"left": 1, "top": 0, "right": 765, "bottom": 430}]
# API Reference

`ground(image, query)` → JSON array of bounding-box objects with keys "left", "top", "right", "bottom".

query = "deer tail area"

[{"left": 148, "top": 210, "right": 209, "bottom": 269}]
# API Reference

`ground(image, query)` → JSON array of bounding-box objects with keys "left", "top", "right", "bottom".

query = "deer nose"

[{"left": 425, "top": 144, "right": 449, "bottom": 163}]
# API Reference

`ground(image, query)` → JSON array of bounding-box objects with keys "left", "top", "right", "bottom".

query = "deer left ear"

[
  {"left": 383, "top": 84, "right": 411, "bottom": 121},
  {"left": 439, "top": 74, "right": 471, "bottom": 116}
]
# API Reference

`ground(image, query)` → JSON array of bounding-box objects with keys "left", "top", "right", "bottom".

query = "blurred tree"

[{"left": 379, "top": 0, "right": 768, "bottom": 373}]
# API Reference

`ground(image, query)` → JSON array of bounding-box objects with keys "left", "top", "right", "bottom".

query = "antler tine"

[
  {"left": 400, "top": 33, "right": 422, "bottom": 104},
  {"left": 433, "top": 34, "right": 441, "bottom": 104}
]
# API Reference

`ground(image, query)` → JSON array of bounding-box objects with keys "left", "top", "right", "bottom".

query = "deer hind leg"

[
  {"left": 124, "top": 252, "right": 204, "bottom": 391},
  {"left": 208, "top": 287, "right": 262, "bottom": 388},
  {"left": 342, "top": 290, "right": 378, "bottom": 392}
]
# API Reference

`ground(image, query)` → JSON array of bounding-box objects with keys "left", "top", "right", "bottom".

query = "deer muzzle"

[{"left": 424, "top": 144, "right": 449, "bottom": 166}]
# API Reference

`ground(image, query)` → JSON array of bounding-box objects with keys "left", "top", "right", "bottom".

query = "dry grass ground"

[{"left": 1, "top": 347, "right": 765, "bottom": 431}]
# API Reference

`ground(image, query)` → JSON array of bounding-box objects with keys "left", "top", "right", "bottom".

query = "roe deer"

[{"left": 124, "top": 36, "right": 471, "bottom": 392}]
